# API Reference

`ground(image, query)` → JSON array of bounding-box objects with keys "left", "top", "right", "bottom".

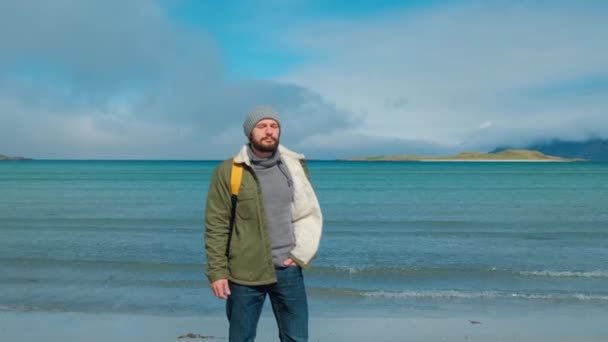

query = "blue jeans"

[{"left": 226, "top": 266, "right": 308, "bottom": 342}]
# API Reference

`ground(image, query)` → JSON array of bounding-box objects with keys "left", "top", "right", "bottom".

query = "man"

[{"left": 204, "top": 105, "right": 323, "bottom": 342}]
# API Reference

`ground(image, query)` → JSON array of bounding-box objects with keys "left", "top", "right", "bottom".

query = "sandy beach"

[{"left": 2, "top": 309, "right": 607, "bottom": 342}]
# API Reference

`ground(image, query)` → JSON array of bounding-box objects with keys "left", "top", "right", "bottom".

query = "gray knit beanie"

[{"left": 243, "top": 105, "right": 281, "bottom": 137}]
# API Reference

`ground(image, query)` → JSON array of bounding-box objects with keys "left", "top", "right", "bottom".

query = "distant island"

[
  {"left": 495, "top": 138, "right": 608, "bottom": 161},
  {"left": 0, "top": 154, "right": 30, "bottom": 161},
  {"left": 347, "top": 149, "right": 582, "bottom": 162}
]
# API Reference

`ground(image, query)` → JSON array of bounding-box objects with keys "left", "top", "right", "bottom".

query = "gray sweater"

[{"left": 247, "top": 147, "right": 295, "bottom": 267}]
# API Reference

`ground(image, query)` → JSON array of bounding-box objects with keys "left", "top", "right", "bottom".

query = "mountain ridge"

[{"left": 493, "top": 138, "right": 608, "bottom": 161}]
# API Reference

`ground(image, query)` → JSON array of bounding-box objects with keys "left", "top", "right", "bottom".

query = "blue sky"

[
  {"left": 1, "top": 0, "right": 607, "bottom": 159},
  {"left": 167, "top": 1, "right": 441, "bottom": 79}
]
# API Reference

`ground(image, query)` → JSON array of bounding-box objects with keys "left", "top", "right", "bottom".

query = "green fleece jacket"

[{"left": 204, "top": 145, "right": 323, "bottom": 286}]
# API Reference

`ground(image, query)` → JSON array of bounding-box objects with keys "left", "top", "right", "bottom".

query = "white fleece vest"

[{"left": 234, "top": 145, "right": 323, "bottom": 266}]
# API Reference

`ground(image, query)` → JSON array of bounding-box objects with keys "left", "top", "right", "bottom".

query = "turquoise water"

[{"left": 1, "top": 160, "right": 608, "bottom": 316}]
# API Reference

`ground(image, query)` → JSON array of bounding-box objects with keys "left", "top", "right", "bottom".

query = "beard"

[{"left": 250, "top": 136, "right": 279, "bottom": 153}]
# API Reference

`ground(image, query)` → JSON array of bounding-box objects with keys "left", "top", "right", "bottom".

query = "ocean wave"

[
  {"left": 312, "top": 265, "right": 473, "bottom": 277},
  {"left": 311, "top": 265, "right": 608, "bottom": 279},
  {"left": 363, "top": 290, "right": 608, "bottom": 301},
  {"left": 310, "top": 288, "right": 608, "bottom": 302},
  {"left": 5, "top": 257, "right": 607, "bottom": 281},
  {"left": 518, "top": 270, "right": 608, "bottom": 278},
  {"left": 0, "top": 256, "right": 203, "bottom": 272}
]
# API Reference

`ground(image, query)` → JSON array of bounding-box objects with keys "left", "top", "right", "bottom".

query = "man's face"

[{"left": 249, "top": 118, "right": 280, "bottom": 153}]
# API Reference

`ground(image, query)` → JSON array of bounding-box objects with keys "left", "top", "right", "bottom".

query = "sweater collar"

[
  {"left": 234, "top": 144, "right": 305, "bottom": 166},
  {"left": 246, "top": 145, "right": 281, "bottom": 168}
]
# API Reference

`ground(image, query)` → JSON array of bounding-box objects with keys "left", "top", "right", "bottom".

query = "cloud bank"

[
  {"left": 1, "top": 1, "right": 606, "bottom": 159},
  {"left": 280, "top": 1, "right": 608, "bottom": 154},
  {"left": 0, "top": 0, "right": 354, "bottom": 159}
]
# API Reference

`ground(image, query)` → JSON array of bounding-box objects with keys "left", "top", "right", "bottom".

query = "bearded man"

[{"left": 204, "top": 105, "right": 323, "bottom": 342}]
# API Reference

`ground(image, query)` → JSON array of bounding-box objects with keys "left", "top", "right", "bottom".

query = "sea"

[{"left": 1, "top": 160, "right": 607, "bottom": 318}]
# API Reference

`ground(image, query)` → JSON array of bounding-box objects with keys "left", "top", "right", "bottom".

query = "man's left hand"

[{"left": 283, "top": 258, "right": 296, "bottom": 266}]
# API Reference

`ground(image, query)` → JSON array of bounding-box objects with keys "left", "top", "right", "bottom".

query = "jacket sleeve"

[{"left": 204, "top": 162, "right": 232, "bottom": 283}]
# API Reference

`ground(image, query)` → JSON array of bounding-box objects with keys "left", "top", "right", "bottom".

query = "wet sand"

[{"left": 1, "top": 309, "right": 607, "bottom": 342}]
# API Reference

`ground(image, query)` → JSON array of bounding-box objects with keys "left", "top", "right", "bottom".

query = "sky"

[{"left": 1, "top": 0, "right": 607, "bottom": 159}]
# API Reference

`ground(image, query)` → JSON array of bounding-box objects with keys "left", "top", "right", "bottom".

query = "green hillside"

[
  {"left": 0, "top": 154, "right": 29, "bottom": 161},
  {"left": 349, "top": 149, "right": 581, "bottom": 161}
]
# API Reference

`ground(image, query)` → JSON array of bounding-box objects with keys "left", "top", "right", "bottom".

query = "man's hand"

[
  {"left": 210, "top": 279, "right": 231, "bottom": 300},
  {"left": 283, "top": 258, "right": 296, "bottom": 267}
]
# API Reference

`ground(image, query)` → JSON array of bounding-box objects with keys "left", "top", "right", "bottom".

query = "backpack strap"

[
  {"left": 226, "top": 160, "right": 244, "bottom": 256},
  {"left": 230, "top": 161, "right": 244, "bottom": 197}
]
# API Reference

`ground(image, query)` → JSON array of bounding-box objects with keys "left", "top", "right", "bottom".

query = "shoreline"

[{"left": 2, "top": 308, "right": 607, "bottom": 342}]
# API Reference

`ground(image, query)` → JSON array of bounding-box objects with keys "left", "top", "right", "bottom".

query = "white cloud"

[
  {"left": 478, "top": 121, "right": 492, "bottom": 130},
  {"left": 279, "top": 1, "right": 608, "bottom": 152},
  {"left": 0, "top": 0, "right": 354, "bottom": 159}
]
